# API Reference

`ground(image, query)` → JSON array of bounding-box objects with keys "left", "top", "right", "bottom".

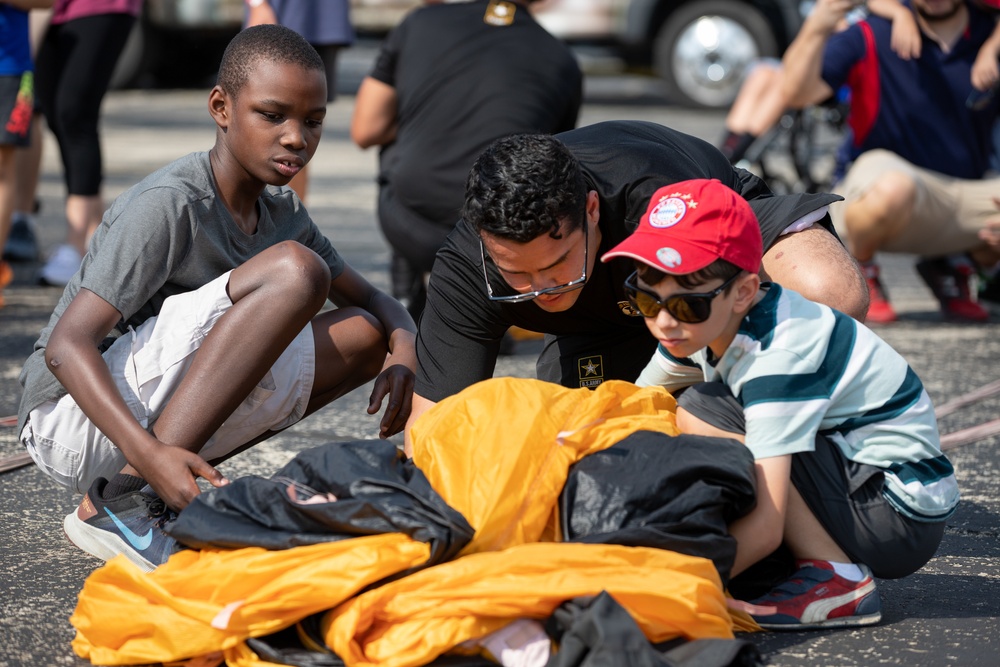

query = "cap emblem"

[
  {"left": 656, "top": 247, "right": 682, "bottom": 268},
  {"left": 649, "top": 197, "right": 687, "bottom": 228}
]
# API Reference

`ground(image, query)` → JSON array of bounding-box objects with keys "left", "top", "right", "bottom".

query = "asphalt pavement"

[{"left": 1, "top": 67, "right": 999, "bottom": 667}]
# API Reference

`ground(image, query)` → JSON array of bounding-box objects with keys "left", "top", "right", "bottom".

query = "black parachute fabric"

[
  {"left": 166, "top": 440, "right": 474, "bottom": 567},
  {"left": 559, "top": 430, "right": 757, "bottom": 585},
  {"left": 545, "top": 592, "right": 763, "bottom": 667}
]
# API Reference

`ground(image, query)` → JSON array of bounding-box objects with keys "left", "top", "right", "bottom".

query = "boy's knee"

[{"left": 267, "top": 241, "right": 331, "bottom": 297}]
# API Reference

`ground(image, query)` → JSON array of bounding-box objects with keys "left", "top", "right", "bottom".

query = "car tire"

[{"left": 653, "top": 0, "right": 778, "bottom": 109}]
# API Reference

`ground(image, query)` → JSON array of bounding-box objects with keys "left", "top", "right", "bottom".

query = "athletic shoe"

[
  {"left": 38, "top": 243, "right": 82, "bottom": 287},
  {"left": 0, "top": 260, "right": 12, "bottom": 309},
  {"left": 915, "top": 256, "right": 989, "bottom": 323},
  {"left": 861, "top": 261, "right": 897, "bottom": 324},
  {"left": 748, "top": 560, "right": 882, "bottom": 630},
  {"left": 63, "top": 477, "right": 180, "bottom": 572},
  {"left": 3, "top": 215, "right": 39, "bottom": 262}
]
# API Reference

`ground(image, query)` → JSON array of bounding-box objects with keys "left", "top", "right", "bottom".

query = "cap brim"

[{"left": 600, "top": 231, "right": 717, "bottom": 275}]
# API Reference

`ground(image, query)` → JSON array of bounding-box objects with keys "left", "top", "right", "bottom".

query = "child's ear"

[
  {"left": 208, "top": 86, "right": 230, "bottom": 130},
  {"left": 734, "top": 272, "right": 761, "bottom": 314}
]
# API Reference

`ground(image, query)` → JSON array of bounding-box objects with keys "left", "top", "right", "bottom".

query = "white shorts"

[{"left": 21, "top": 271, "right": 316, "bottom": 494}]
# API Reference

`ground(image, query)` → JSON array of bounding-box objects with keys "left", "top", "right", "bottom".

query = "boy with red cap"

[{"left": 602, "top": 178, "right": 959, "bottom": 630}]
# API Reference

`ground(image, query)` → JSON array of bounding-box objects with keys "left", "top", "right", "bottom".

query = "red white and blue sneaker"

[
  {"left": 747, "top": 560, "right": 882, "bottom": 630},
  {"left": 63, "top": 477, "right": 180, "bottom": 572}
]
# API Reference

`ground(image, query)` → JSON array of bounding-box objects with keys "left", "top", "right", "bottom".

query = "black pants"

[{"left": 35, "top": 13, "right": 136, "bottom": 196}]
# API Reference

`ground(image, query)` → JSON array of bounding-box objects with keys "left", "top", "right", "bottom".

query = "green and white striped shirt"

[{"left": 636, "top": 284, "right": 959, "bottom": 522}]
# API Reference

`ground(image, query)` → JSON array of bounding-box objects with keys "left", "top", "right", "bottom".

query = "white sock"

[{"left": 830, "top": 562, "right": 865, "bottom": 581}]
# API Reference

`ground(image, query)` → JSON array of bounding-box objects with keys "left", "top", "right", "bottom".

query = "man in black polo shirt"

[
  {"left": 404, "top": 121, "right": 868, "bottom": 453},
  {"left": 351, "top": 0, "right": 582, "bottom": 318}
]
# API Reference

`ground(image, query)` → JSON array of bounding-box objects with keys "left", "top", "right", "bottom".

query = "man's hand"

[
  {"left": 135, "top": 444, "right": 228, "bottom": 511},
  {"left": 367, "top": 362, "right": 415, "bottom": 438}
]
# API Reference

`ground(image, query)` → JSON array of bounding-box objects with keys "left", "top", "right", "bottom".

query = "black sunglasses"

[{"left": 623, "top": 270, "right": 740, "bottom": 323}]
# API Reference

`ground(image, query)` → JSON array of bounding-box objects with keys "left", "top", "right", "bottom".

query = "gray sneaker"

[{"left": 63, "top": 478, "right": 181, "bottom": 572}]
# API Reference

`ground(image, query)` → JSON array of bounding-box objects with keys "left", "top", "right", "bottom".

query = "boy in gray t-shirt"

[{"left": 17, "top": 25, "right": 417, "bottom": 572}]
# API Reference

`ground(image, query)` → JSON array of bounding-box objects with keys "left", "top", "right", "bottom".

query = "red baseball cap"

[{"left": 601, "top": 178, "right": 762, "bottom": 275}]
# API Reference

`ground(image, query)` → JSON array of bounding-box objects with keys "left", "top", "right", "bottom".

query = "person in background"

[
  {"left": 245, "top": 0, "right": 355, "bottom": 204},
  {"left": 350, "top": 0, "right": 582, "bottom": 319},
  {"left": 782, "top": 0, "right": 1000, "bottom": 323},
  {"left": 0, "top": 0, "right": 52, "bottom": 308},
  {"left": 718, "top": 0, "right": 922, "bottom": 166},
  {"left": 32, "top": 0, "right": 142, "bottom": 287},
  {"left": 3, "top": 5, "right": 48, "bottom": 265}
]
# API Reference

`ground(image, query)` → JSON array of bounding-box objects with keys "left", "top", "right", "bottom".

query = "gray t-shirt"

[{"left": 18, "top": 151, "right": 345, "bottom": 432}]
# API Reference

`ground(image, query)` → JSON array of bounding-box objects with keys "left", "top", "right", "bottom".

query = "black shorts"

[
  {"left": 536, "top": 326, "right": 658, "bottom": 389},
  {"left": 677, "top": 381, "right": 945, "bottom": 580},
  {"left": 0, "top": 73, "right": 34, "bottom": 148}
]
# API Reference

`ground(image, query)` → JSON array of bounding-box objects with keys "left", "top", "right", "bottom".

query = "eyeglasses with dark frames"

[
  {"left": 480, "top": 223, "right": 589, "bottom": 303},
  {"left": 623, "top": 270, "right": 740, "bottom": 323}
]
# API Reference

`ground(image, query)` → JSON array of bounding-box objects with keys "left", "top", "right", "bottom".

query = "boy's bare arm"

[
  {"left": 328, "top": 265, "right": 417, "bottom": 438},
  {"left": 782, "top": 0, "right": 855, "bottom": 107},
  {"left": 868, "top": 0, "right": 922, "bottom": 59},
  {"left": 45, "top": 289, "right": 225, "bottom": 509},
  {"left": 728, "top": 455, "right": 792, "bottom": 577},
  {"left": 972, "top": 20, "right": 1000, "bottom": 91}
]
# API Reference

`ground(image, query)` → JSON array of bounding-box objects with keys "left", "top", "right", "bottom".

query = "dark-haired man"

[
  {"left": 782, "top": 0, "right": 1000, "bottom": 323},
  {"left": 404, "top": 120, "right": 869, "bottom": 453}
]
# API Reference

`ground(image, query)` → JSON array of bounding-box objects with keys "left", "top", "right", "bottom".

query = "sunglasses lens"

[
  {"left": 668, "top": 295, "right": 710, "bottom": 323},
  {"left": 627, "top": 288, "right": 660, "bottom": 318}
]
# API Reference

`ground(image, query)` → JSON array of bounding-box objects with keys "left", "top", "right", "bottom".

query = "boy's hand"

[
  {"left": 368, "top": 363, "right": 415, "bottom": 438},
  {"left": 138, "top": 444, "right": 229, "bottom": 511},
  {"left": 972, "top": 50, "right": 999, "bottom": 91},
  {"left": 889, "top": 6, "right": 921, "bottom": 60}
]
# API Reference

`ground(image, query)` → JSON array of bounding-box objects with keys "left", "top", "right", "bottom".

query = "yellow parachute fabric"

[
  {"left": 322, "top": 542, "right": 733, "bottom": 667},
  {"left": 71, "top": 534, "right": 430, "bottom": 665},
  {"left": 411, "top": 378, "right": 680, "bottom": 555},
  {"left": 72, "top": 377, "right": 753, "bottom": 667}
]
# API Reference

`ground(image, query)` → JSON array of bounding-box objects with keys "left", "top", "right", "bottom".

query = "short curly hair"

[
  {"left": 216, "top": 24, "right": 325, "bottom": 99},
  {"left": 463, "top": 133, "right": 587, "bottom": 243}
]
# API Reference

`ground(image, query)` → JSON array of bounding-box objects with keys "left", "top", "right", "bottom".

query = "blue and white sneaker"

[{"left": 63, "top": 478, "right": 180, "bottom": 572}]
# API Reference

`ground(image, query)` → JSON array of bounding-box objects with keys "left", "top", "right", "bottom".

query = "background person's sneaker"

[
  {"left": 861, "top": 261, "right": 897, "bottom": 324},
  {"left": 748, "top": 560, "right": 882, "bottom": 630},
  {"left": 3, "top": 215, "right": 40, "bottom": 262},
  {"left": 63, "top": 478, "right": 180, "bottom": 572},
  {"left": 37, "top": 243, "right": 82, "bottom": 287},
  {"left": 916, "top": 256, "right": 989, "bottom": 322}
]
